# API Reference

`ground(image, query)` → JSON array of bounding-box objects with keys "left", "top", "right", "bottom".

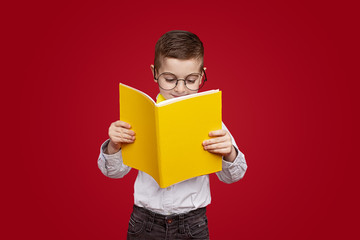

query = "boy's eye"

[
  {"left": 185, "top": 80, "right": 196, "bottom": 84},
  {"left": 185, "top": 75, "right": 200, "bottom": 83},
  {"left": 165, "top": 78, "right": 176, "bottom": 82}
]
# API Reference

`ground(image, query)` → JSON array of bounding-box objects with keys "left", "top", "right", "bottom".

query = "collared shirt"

[{"left": 98, "top": 122, "right": 247, "bottom": 215}]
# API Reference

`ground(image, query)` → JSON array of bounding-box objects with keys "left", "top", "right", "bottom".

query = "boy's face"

[{"left": 151, "top": 58, "right": 204, "bottom": 100}]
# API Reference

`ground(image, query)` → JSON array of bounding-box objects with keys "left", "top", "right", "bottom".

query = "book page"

[
  {"left": 119, "top": 84, "right": 160, "bottom": 182},
  {"left": 120, "top": 83, "right": 155, "bottom": 105},
  {"left": 156, "top": 91, "right": 222, "bottom": 188}
]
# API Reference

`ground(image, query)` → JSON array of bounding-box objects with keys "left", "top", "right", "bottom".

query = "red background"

[{"left": 2, "top": 0, "right": 359, "bottom": 239}]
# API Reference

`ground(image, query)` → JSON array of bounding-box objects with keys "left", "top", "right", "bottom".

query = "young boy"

[{"left": 98, "top": 30, "right": 247, "bottom": 240}]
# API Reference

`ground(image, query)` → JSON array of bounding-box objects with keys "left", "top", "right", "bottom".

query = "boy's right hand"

[{"left": 106, "top": 120, "right": 136, "bottom": 154}]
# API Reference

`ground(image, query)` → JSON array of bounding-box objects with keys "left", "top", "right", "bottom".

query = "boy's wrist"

[
  {"left": 223, "top": 146, "right": 237, "bottom": 163},
  {"left": 106, "top": 141, "right": 121, "bottom": 154}
]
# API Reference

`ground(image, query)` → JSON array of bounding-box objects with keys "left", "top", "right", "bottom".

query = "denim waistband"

[
  {"left": 133, "top": 205, "right": 206, "bottom": 220},
  {"left": 132, "top": 205, "right": 207, "bottom": 233}
]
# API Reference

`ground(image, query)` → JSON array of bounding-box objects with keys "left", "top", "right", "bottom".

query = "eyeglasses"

[{"left": 154, "top": 69, "right": 207, "bottom": 91}]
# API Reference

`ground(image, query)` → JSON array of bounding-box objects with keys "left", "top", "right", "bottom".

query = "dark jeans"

[{"left": 127, "top": 205, "right": 210, "bottom": 240}]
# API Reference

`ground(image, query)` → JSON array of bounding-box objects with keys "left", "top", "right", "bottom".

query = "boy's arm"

[
  {"left": 215, "top": 123, "right": 248, "bottom": 184},
  {"left": 97, "top": 139, "right": 131, "bottom": 178}
]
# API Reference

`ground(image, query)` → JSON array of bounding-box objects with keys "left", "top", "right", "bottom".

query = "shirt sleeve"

[
  {"left": 97, "top": 139, "right": 132, "bottom": 178},
  {"left": 215, "top": 123, "right": 248, "bottom": 184}
]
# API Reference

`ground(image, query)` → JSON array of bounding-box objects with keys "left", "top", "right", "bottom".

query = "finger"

[
  {"left": 111, "top": 135, "right": 135, "bottom": 144},
  {"left": 114, "top": 120, "right": 131, "bottom": 129},
  {"left": 206, "top": 147, "right": 232, "bottom": 156},
  {"left": 208, "top": 129, "right": 227, "bottom": 137},
  {"left": 110, "top": 129, "right": 136, "bottom": 139},
  {"left": 115, "top": 128, "right": 135, "bottom": 136},
  {"left": 109, "top": 129, "right": 134, "bottom": 140},
  {"left": 122, "top": 133, "right": 136, "bottom": 141},
  {"left": 202, "top": 136, "right": 227, "bottom": 146},
  {"left": 112, "top": 132, "right": 136, "bottom": 141},
  {"left": 203, "top": 142, "right": 231, "bottom": 151}
]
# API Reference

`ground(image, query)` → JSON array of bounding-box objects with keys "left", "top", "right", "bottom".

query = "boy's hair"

[{"left": 154, "top": 30, "right": 204, "bottom": 72}]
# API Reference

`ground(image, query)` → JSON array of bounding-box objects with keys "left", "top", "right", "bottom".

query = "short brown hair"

[{"left": 154, "top": 30, "right": 204, "bottom": 72}]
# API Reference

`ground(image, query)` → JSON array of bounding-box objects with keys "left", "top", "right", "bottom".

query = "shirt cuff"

[{"left": 101, "top": 139, "right": 122, "bottom": 160}]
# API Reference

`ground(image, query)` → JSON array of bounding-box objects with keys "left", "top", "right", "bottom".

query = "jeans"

[{"left": 127, "top": 205, "right": 210, "bottom": 240}]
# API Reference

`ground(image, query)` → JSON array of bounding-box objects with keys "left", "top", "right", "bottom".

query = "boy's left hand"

[{"left": 202, "top": 130, "right": 237, "bottom": 162}]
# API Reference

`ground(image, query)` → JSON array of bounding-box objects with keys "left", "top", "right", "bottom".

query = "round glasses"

[{"left": 154, "top": 69, "right": 207, "bottom": 91}]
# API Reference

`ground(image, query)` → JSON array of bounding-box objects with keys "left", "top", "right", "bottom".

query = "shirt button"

[{"left": 167, "top": 219, "right": 173, "bottom": 224}]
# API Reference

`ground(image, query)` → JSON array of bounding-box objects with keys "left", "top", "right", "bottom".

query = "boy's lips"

[{"left": 171, "top": 94, "right": 187, "bottom": 98}]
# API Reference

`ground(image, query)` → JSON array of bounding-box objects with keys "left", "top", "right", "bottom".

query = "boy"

[{"left": 98, "top": 30, "right": 247, "bottom": 239}]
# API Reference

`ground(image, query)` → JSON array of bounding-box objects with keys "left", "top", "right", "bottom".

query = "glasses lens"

[
  {"left": 158, "top": 73, "right": 177, "bottom": 90},
  {"left": 185, "top": 74, "right": 202, "bottom": 90}
]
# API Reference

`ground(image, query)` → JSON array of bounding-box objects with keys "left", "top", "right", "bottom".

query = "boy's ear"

[
  {"left": 150, "top": 65, "right": 158, "bottom": 83},
  {"left": 150, "top": 64, "right": 155, "bottom": 76},
  {"left": 200, "top": 67, "right": 207, "bottom": 85}
]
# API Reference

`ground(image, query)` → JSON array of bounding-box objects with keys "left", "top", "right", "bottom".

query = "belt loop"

[
  {"left": 178, "top": 214, "right": 185, "bottom": 234},
  {"left": 146, "top": 211, "right": 155, "bottom": 232}
]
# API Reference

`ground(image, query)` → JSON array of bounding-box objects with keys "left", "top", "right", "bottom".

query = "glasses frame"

[{"left": 154, "top": 68, "right": 207, "bottom": 91}]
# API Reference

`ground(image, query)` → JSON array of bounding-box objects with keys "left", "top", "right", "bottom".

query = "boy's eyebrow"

[{"left": 159, "top": 71, "right": 203, "bottom": 76}]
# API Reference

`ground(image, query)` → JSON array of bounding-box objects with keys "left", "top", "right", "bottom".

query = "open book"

[{"left": 119, "top": 83, "right": 222, "bottom": 188}]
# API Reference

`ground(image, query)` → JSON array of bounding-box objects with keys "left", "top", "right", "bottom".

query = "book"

[{"left": 119, "top": 83, "right": 222, "bottom": 188}]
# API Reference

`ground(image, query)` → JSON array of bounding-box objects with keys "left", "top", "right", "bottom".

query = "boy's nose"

[{"left": 174, "top": 80, "right": 186, "bottom": 93}]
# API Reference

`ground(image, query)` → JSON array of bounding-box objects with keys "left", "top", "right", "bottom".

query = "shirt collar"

[{"left": 156, "top": 93, "right": 166, "bottom": 104}]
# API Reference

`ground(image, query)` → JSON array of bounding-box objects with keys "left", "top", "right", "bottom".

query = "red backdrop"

[{"left": 2, "top": 0, "right": 359, "bottom": 239}]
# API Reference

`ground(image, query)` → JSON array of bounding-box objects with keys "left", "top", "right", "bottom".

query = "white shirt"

[{"left": 97, "top": 123, "right": 247, "bottom": 215}]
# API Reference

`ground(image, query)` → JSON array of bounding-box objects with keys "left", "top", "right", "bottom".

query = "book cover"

[{"left": 119, "top": 83, "right": 222, "bottom": 188}]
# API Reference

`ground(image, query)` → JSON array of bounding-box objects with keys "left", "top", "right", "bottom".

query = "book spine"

[{"left": 154, "top": 107, "right": 163, "bottom": 187}]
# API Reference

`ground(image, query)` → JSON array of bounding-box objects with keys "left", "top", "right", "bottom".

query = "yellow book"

[{"left": 119, "top": 83, "right": 222, "bottom": 188}]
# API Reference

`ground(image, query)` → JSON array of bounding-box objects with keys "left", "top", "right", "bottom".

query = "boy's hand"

[
  {"left": 202, "top": 129, "right": 237, "bottom": 162},
  {"left": 106, "top": 120, "right": 136, "bottom": 154}
]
